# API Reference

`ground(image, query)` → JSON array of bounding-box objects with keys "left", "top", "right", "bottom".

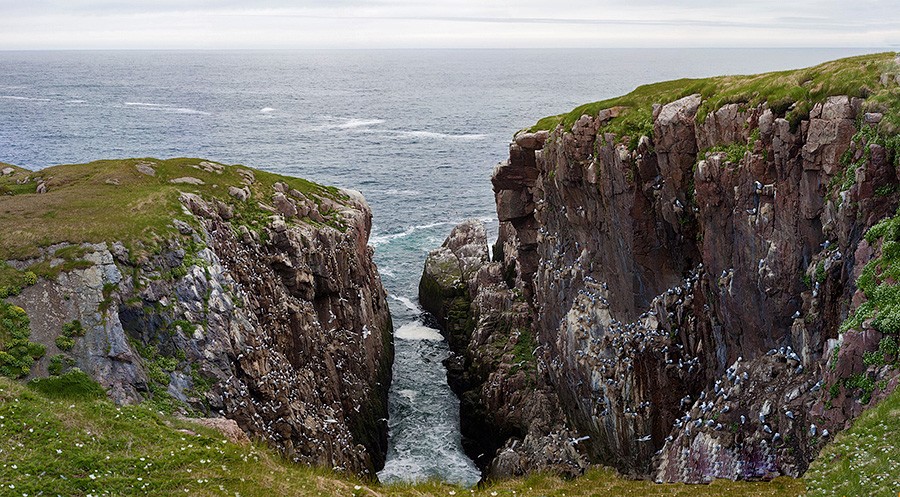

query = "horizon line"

[{"left": 0, "top": 46, "right": 895, "bottom": 52}]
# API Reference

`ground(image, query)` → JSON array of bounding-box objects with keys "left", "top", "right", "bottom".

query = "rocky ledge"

[
  {"left": 424, "top": 52, "right": 900, "bottom": 482},
  {"left": 0, "top": 158, "right": 393, "bottom": 476}
]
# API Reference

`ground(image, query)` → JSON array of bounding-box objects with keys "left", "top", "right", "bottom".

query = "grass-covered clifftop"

[
  {"left": 529, "top": 52, "right": 900, "bottom": 143},
  {"left": 0, "top": 158, "right": 345, "bottom": 261},
  {"left": 0, "top": 373, "right": 806, "bottom": 496}
]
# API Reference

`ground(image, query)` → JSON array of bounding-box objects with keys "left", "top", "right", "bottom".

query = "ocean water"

[{"left": 0, "top": 47, "right": 882, "bottom": 485}]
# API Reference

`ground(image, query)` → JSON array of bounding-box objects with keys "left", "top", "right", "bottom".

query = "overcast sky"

[{"left": 0, "top": 0, "right": 898, "bottom": 50}]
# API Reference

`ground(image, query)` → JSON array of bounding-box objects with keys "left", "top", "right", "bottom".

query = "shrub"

[
  {"left": 48, "top": 354, "right": 66, "bottom": 375},
  {"left": 0, "top": 301, "right": 44, "bottom": 378},
  {"left": 55, "top": 334, "right": 75, "bottom": 351},
  {"left": 55, "top": 319, "right": 86, "bottom": 351},
  {"left": 28, "top": 368, "right": 105, "bottom": 400}
]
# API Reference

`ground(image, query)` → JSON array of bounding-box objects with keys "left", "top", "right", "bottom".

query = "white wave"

[
  {"left": 1, "top": 95, "right": 51, "bottom": 102},
  {"left": 378, "top": 267, "right": 396, "bottom": 278},
  {"left": 65, "top": 99, "right": 86, "bottom": 104},
  {"left": 171, "top": 107, "right": 211, "bottom": 115},
  {"left": 337, "top": 118, "right": 384, "bottom": 129},
  {"left": 371, "top": 217, "right": 495, "bottom": 247},
  {"left": 394, "top": 130, "right": 487, "bottom": 141},
  {"left": 379, "top": 188, "right": 421, "bottom": 196},
  {"left": 397, "top": 389, "right": 418, "bottom": 402},
  {"left": 394, "top": 322, "right": 443, "bottom": 341},
  {"left": 260, "top": 107, "right": 276, "bottom": 113},
  {"left": 370, "top": 221, "right": 457, "bottom": 247},
  {"left": 390, "top": 295, "right": 421, "bottom": 313},
  {"left": 299, "top": 117, "right": 384, "bottom": 132},
  {"left": 124, "top": 101, "right": 209, "bottom": 115}
]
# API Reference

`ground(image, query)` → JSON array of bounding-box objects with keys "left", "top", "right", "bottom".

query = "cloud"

[{"left": 0, "top": 0, "right": 896, "bottom": 49}]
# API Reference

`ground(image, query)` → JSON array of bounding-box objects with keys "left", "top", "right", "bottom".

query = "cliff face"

[
  {"left": 420, "top": 220, "right": 589, "bottom": 478},
  {"left": 0, "top": 159, "right": 393, "bottom": 476},
  {"left": 433, "top": 53, "right": 900, "bottom": 481}
]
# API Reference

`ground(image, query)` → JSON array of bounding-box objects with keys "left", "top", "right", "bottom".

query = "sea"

[{"left": 0, "top": 47, "right": 883, "bottom": 486}]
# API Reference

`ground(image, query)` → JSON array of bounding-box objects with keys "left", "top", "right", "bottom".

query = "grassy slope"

[
  {"left": 0, "top": 158, "right": 343, "bottom": 261},
  {"left": 0, "top": 373, "right": 805, "bottom": 497},
  {"left": 529, "top": 52, "right": 900, "bottom": 144},
  {"left": 805, "top": 385, "right": 900, "bottom": 497}
]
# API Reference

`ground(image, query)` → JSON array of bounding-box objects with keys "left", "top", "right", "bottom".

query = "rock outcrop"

[
  {"left": 431, "top": 54, "right": 900, "bottom": 482},
  {"left": 420, "top": 220, "right": 589, "bottom": 479},
  {"left": 2, "top": 160, "right": 393, "bottom": 477}
]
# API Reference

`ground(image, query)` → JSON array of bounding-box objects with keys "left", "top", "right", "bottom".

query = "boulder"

[
  {"left": 183, "top": 417, "right": 250, "bottom": 445},
  {"left": 272, "top": 192, "right": 298, "bottom": 217},
  {"left": 864, "top": 112, "right": 883, "bottom": 124},
  {"left": 228, "top": 186, "right": 250, "bottom": 202},
  {"left": 169, "top": 177, "right": 205, "bottom": 185},
  {"left": 135, "top": 162, "right": 156, "bottom": 176}
]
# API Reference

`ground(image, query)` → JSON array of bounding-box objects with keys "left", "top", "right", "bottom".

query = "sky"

[{"left": 0, "top": 0, "right": 898, "bottom": 50}]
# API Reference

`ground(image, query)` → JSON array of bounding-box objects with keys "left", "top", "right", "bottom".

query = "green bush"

[
  {"left": 55, "top": 334, "right": 75, "bottom": 351},
  {"left": 62, "top": 319, "right": 85, "bottom": 337},
  {"left": 146, "top": 361, "right": 170, "bottom": 385},
  {"left": 48, "top": 354, "right": 65, "bottom": 375},
  {"left": 28, "top": 368, "right": 105, "bottom": 400},
  {"left": 845, "top": 373, "right": 877, "bottom": 404},
  {"left": 879, "top": 335, "right": 898, "bottom": 362},
  {"left": 55, "top": 319, "right": 86, "bottom": 351},
  {"left": 0, "top": 301, "right": 44, "bottom": 378},
  {"left": 873, "top": 302, "right": 900, "bottom": 334},
  {"left": 156, "top": 355, "right": 179, "bottom": 372}
]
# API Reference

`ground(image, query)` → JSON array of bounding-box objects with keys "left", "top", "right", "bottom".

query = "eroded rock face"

[
  {"left": 476, "top": 94, "right": 900, "bottom": 482},
  {"left": 10, "top": 183, "right": 393, "bottom": 477},
  {"left": 419, "top": 220, "right": 589, "bottom": 479}
]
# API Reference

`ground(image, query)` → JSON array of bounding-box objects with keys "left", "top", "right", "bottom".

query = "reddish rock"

[{"left": 466, "top": 93, "right": 900, "bottom": 482}]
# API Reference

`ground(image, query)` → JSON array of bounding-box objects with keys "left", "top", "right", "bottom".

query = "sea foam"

[{"left": 394, "top": 322, "right": 443, "bottom": 341}]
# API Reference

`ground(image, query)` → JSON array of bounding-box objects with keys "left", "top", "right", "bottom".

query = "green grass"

[
  {"left": 0, "top": 375, "right": 806, "bottom": 496},
  {"left": 0, "top": 158, "right": 347, "bottom": 261},
  {"left": 805, "top": 384, "right": 900, "bottom": 496},
  {"left": 529, "top": 52, "right": 900, "bottom": 145},
  {"left": 0, "top": 262, "right": 37, "bottom": 298},
  {"left": 702, "top": 142, "right": 749, "bottom": 164},
  {"left": 509, "top": 328, "right": 537, "bottom": 375}
]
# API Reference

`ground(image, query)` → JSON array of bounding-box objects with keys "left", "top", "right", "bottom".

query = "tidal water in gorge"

[{"left": 0, "top": 47, "right": 881, "bottom": 485}]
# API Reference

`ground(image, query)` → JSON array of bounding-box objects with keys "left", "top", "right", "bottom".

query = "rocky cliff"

[
  {"left": 424, "top": 53, "right": 900, "bottom": 481},
  {"left": 420, "top": 221, "right": 588, "bottom": 478},
  {"left": 0, "top": 158, "right": 393, "bottom": 476}
]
